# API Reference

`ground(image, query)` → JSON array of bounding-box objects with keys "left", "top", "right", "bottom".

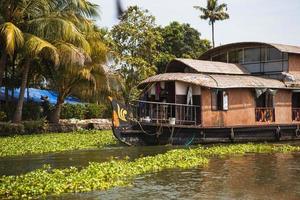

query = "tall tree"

[
  {"left": 110, "top": 6, "right": 163, "bottom": 102},
  {"left": 48, "top": 27, "right": 108, "bottom": 123},
  {"left": 0, "top": 0, "right": 102, "bottom": 122},
  {"left": 13, "top": 35, "right": 58, "bottom": 123},
  {"left": 157, "top": 21, "right": 211, "bottom": 72},
  {"left": 194, "top": 0, "right": 229, "bottom": 47}
]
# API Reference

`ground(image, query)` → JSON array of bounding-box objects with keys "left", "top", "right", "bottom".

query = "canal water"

[{"left": 1, "top": 146, "right": 300, "bottom": 200}]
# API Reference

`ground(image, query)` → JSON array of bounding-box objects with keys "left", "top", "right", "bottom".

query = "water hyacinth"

[
  {"left": 0, "top": 130, "right": 117, "bottom": 157},
  {"left": 1, "top": 143, "right": 300, "bottom": 199}
]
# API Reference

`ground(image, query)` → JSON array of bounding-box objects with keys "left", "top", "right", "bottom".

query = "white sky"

[{"left": 91, "top": 0, "right": 300, "bottom": 46}]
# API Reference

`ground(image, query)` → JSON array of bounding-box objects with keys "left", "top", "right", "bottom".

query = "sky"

[{"left": 91, "top": 0, "right": 300, "bottom": 47}]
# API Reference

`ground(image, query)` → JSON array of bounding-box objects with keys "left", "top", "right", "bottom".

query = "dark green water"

[
  {"left": 0, "top": 146, "right": 178, "bottom": 176},
  {"left": 1, "top": 146, "right": 300, "bottom": 200}
]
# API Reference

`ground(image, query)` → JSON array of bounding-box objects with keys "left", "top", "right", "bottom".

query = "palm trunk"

[
  {"left": 4, "top": 67, "right": 9, "bottom": 107},
  {"left": 11, "top": 56, "right": 15, "bottom": 101},
  {"left": 49, "top": 95, "right": 65, "bottom": 124},
  {"left": 212, "top": 22, "right": 215, "bottom": 48},
  {"left": 12, "top": 61, "right": 30, "bottom": 123},
  {"left": 0, "top": 51, "right": 7, "bottom": 87}
]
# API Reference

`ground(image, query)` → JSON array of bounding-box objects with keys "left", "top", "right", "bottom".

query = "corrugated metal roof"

[
  {"left": 139, "top": 73, "right": 288, "bottom": 89},
  {"left": 200, "top": 42, "right": 300, "bottom": 59},
  {"left": 166, "top": 59, "right": 249, "bottom": 75}
]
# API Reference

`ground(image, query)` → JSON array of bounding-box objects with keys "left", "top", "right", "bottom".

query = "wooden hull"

[{"left": 112, "top": 123, "right": 300, "bottom": 146}]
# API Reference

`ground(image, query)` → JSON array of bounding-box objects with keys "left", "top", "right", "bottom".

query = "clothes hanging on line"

[{"left": 187, "top": 86, "right": 193, "bottom": 105}]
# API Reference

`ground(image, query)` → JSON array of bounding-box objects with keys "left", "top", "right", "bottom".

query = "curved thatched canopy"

[
  {"left": 139, "top": 73, "right": 290, "bottom": 90},
  {"left": 165, "top": 59, "right": 249, "bottom": 75}
]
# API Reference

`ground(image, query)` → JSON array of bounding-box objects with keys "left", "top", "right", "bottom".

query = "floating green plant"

[
  {"left": 0, "top": 130, "right": 118, "bottom": 157},
  {"left": 1, "top": 143, "right": 300, "bottom": 199}
]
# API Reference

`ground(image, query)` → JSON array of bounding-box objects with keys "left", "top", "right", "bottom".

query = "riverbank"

[
  {"left": 0, "top": 130, "right": 118, "bottom": 157},
  {"left": 1, "top": 143, "right": 300, "bottom": 199}
]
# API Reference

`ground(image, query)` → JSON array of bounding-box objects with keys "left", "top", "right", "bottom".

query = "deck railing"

[
  {"left": 131, "top": 100, "right": 200, "bottom": 125},
  {"left": 255, "top": 107, "right": 275, "bottom": 122},
  {"left": 292, "top": 108, "right": 300, "bottom": 121}
]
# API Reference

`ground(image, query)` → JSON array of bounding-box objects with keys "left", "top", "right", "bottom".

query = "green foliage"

[
  {"left": 0, "top": 101, "right": 43, "bottom": 121},
  {"left": 85, "top": 103, "right": 108, "bottom": 119},
  {"left": 194, "top": 0, "right": 229, "bottom": 47},
  {"left": 0, "top": 0, "right": 110, "bottom": 123},
  {"left": 110, "top": 6, "right": 163, "bottom": 102},
  {"left": 159, "top": 21, "right": 211, "bottom": 59},
  {"left": 22, "top": 101, "right": 43, "bottom": 121},
  {"left": 60, "top": 103, "right": 110, "bottom": 119},
  {"left": 61, "top": 104, "right": 86, "bottom": 120},
  {"left": 1, "top": 143, "right": 300, "bottom": 199},
  {"left": 194, "top": 0, "right": 229, "bottom": 24},
  {"left": 156, "top": 21, "right": 211, "bottom": 72},
  {"left": 0, "top": 130, "right": 117, "bottom": 157}
]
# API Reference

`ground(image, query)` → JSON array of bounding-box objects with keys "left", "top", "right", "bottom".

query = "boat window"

[
  {"left": 211, "top": 90, "right": 228, "bottom": 111},
  {"left": 255, "top": 91, "right": 274, "bottom": 108},
  {"left": 212, "top": 53, "right": 227, "bottom": 62},
  {"left": 267, "top": 47, "right": 282, "bottom": 61},
  {"left": 244, "top": 48, "right": 261, "bottom": 63},
  {"left": 228, "top": 50, "right": 237, "bottom": 63},
  {"left": 292, "top": 92, "right": 300, "bottom": 121},
  {"left": 255, "top": 90, "right": 275, "bottom": 122}
]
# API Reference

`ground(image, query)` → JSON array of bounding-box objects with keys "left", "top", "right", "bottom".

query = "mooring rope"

[
  {"left": 185, "top": 133, "right": 196, "bottom": 146},
  {"left": 133, "top": 118, "right": 163, "bottom": 136}
]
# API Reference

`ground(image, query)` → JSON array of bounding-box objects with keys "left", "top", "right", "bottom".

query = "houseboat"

[{"left": 109, "top": 42, "right": 300, "bottom": 146}]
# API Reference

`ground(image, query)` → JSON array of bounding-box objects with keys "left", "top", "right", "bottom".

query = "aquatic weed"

[
  {"left": 1, "top": 143, "right": 300, "bottom": 199},
  {"left": 0, "top": 130, "right": 118, "bottom": 157}
]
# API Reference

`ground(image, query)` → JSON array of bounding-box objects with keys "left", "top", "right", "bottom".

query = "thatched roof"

[
  {"left": 139, "top": 73, "right": 289, "bottom": 89},
  {"left": 200, "top": 42, "right": 300, "bottom": 59},
  {"left": 166, "top": 59, "right": 249, "bottom": 75}
]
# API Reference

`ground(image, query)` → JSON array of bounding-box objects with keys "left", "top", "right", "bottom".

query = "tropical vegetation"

[
  {"left": 157, "top": 21, "right": 211, "bottom": 72},
  {"left": 0, "top": 2, "right": 213, "bottom": 126},
  {"left": 109, "top": 6, "right": 163, "bottom": 103},
  {"left": 194, "top": 0, "right": 229, "bottom": 47},
  {"left": 0, "top": 130, "right": 117, "bottom": 157},
  {"left": 1, "top": 143, "right": 300, "bottom": 199},
  {"left": 0, "top": 0, "right": 109, "bottom": 124}
]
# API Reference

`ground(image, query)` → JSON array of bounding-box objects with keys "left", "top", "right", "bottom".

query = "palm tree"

[
  {"left": 48, "top": 39, "right": 108, "bottom": 123},
  {"left": 0, "top": 23, "right": 24, "bottom": 86},
  {"left": 0, "top": 0, "right": 109, "bottom": 123},
  {"left": 12, "top": 35, "right": 58, "bottom": 123},
  {"left": 194, "top": 0, "right": 229, "bottom": 47},
  {"left": 0, "top": 0, "right": 97, "bottom": 122}
]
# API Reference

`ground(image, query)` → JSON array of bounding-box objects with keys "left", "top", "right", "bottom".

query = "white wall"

[{"left": 175, "top": 81, "right": 201, "bottom": 95}]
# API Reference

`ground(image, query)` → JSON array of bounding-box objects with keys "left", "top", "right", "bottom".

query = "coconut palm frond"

[
  {"left": 0, "top": 22, "right": 24, "bottom": 57},
  {"left": 26, "top": 16, "right": 91, "bottom": 54},
  {"left": 63, "top": 0, "right": 100, "bottom": 18},
  {"left": 54, "top": 41, "right": 89, "bottom": 68},
  {"left": 58, "top": 11, "right": 95, "bottom": 33},
  {"left": 86, "top": 35, "right": 108, "bottom": 64},
  {"left": 194, "top": 0, "right": 229, "bottom": 47},
  {"left": 14, "top": 0, "right": 50, "bottom": 20},
  {"left": 23, "top": 34, "right": 59, "bottom": 65}
]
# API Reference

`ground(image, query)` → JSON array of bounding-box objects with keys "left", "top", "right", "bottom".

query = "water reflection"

[
  {"left": 56, "top": 153, "right": 300, "bottom": 200},
  {"left": 0, "top": 146, "right": 178, "bottom": 176}
]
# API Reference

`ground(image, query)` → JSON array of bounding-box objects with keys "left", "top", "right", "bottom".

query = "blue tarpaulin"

[{"left": 0, "top": 87, "right": 81, "bottom": 105}]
